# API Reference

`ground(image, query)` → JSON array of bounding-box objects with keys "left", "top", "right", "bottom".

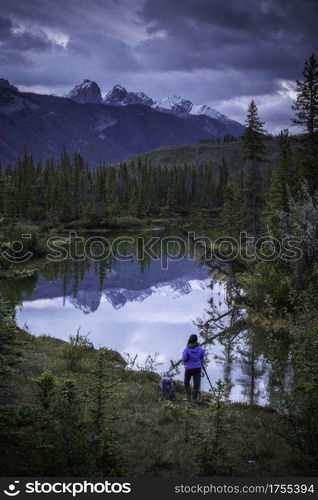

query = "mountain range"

[
  {"left": 0, "top": 78, "right": 244, "bottom": 166},
  {"left": 68, "top": 80, "right": 241, "bottom": 126}
]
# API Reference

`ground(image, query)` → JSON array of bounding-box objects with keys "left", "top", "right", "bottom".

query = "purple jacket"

[{"left": 182, "top": 344, "right": 204, "bottom": 369}]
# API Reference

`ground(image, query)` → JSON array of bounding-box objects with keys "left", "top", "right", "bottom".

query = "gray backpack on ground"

[{"left": 159, "top": 377, "right": 176, "bottom": 401}]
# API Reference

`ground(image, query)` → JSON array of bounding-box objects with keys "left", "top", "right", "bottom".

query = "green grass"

[{"left": 6, "top": 329, "right": 304, "bottom": 476}]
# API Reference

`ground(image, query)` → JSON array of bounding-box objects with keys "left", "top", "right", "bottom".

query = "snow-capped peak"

[
  {"left": 82, "top": 79, "right": 95, "bottom": 87},
  {"left": 190, "top": 104, "right": 230, "bottom": 122},
  {"left": 104, "top": 84, "right": 128, "bottom": 104},
  {"left": 113, "top": 84, "right": 126, "bottom": 91},
  {"left": 154, "top": 95, "right": 192, "bottom": 114},
  {"left": 154, "top": 95, "right": 231, "bottom": 123},
  {"left": 67, "top": 79, "right": 102, "bottom": 104},
  {"left": 68, "top": 80, "right": 235, "bottom": 124},
  {"left": 104, "top": 85, "right": 155, "bottom": 106}
]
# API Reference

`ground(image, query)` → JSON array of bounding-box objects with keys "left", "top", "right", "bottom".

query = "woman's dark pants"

[{"left": 184, "top": 368, "right": 201, "bottom": 400}]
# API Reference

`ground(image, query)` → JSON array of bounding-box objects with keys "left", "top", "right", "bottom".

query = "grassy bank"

[{"left": 1, "top": 329, "right": 305, "bottom": 477}]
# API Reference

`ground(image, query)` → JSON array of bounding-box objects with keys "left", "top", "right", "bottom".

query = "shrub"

[{"left": 63, "top": 329, "right": 93, "bottom": 372}]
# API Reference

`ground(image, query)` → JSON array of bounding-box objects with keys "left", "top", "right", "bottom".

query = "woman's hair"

[{"left": 188, "top": 334, "right": 198, "bottom": 344}]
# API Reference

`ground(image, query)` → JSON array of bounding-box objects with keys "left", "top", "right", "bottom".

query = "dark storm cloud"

[
  {"left": 0, "top": 17, "right": 13, "bottom": 38},
  {"left": 0, "top": 0, "right": 317, "bottom": 131},
  {"left": 135, "top": 0, "right": 318, "bottom": 130},
  {"left": 0, "top": 15, "right": 59, "bottom": 51},
  {"left": 0, "top": 13, "right": 65, "bottom": 74},
  {"left": 67, "top": 32, "right": 139, "bottom": 71},
  {"left": 137, "top": 0, "right": 317, "bottom": 80}
]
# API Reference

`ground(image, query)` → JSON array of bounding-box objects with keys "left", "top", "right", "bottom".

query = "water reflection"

[
  {"left": 25, "top": 258, "right": 210, "bottom": 313},
  {"left": 16, "top": 256, "right": 217, "bottom": 390},
  {"left": 3, "top": 233, "right": 278, "bottom": 403}
]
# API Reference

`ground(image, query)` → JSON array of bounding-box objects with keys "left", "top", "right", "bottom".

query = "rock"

[
  {"left": 68, "top": 79, "right": 102, "bottom": 104},
  {"left": 0, "top": 79, "right": 19, "bottom": 92}
]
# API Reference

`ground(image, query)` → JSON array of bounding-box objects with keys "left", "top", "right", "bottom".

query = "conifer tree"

[
  {"left": 89, "top": 349, "right": 121, "bottom": 474},
  {"left": 0, "top": 303, "right": 21, "bottom": 396},
  {"left": 264, "top": 130, "right": 293, "bottom": 232},
  {"left": 216, "top": 158, "right": 229, "bottom": 207},
  {"left": 292, "top": 53, "right": 318, "bottom": 189},
  {"left": 220, "top": 179, "right": 236, "bottom": 236},
  {"left": 241, "top": 100, "right": 267, "bottom": 237}
]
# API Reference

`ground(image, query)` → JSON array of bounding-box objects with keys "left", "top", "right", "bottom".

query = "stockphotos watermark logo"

[
  {"left": 3, "top": 481, "right": 20, "bottom": 497},
  {"left": 2, "top": 480, "right": 131, "bottom": 497},
  {"left": 1, "top": 230, "right": 303, "bottom": 267}
]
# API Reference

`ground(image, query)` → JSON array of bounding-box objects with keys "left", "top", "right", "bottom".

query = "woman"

[{"left": 182, "top": 334, "right": 204, "bottom": 401}]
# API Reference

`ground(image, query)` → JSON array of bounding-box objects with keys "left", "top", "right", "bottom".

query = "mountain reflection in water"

[{"left": 15, "top": 253, "right": 271, "bottom": 403}]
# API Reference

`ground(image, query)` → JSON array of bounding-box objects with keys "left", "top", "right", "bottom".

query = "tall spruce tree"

[
  {"left": 241, "top": 100, "right": 266, "bottom": 237},
  {"left": 216, "top": 158, "right": 229, "bottom": 207},
  {"left": 220, "top": 179, "right": 237, "bottom": 236},
  {"left": 264, "top": 129, "right": 293, "bottom": 232},
  {"left": 0, "top": 303, "right": 21, "bottom": 397},
  {"left": 292, "top": 53, "right": 318, "bottom": 189}
]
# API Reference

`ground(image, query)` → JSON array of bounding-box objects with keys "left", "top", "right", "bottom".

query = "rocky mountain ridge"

[
  {"left": 0, "top": 78, "right": 244, "bottom": 166},
  {"left": 68, "top": 79, "right": 238, "bottom": 127}
]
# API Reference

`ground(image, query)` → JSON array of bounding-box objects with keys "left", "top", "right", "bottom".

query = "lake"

[{"left": 11, "top": 231, "right": 271, "bottom": 403}]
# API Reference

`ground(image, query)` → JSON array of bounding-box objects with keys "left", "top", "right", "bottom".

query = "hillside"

[
  {"left": 0, "top": 81, "right": 244, "bottom": 167},
  {"left": 1, "top": 329, "right": 294, "bottom": 476},
  {"left": 117, "top": 137, "right": 281, "bottom": 171}
]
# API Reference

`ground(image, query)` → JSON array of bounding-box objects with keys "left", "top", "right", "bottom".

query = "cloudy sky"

[{"left": 1, "top": 0, "right": 317, "bottom": 132}]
